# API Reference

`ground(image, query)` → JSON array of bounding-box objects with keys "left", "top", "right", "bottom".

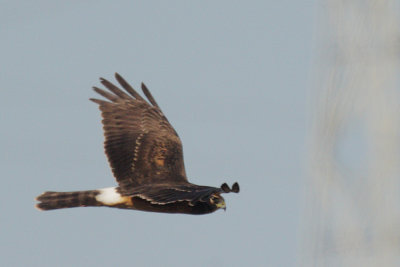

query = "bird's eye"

[{"left": 210, "top": 196, "right": 219, "bottom": 203}]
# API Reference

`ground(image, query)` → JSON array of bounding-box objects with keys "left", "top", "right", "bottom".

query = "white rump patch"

[{"left": 95, "top": 187, "right": 123, "bottom": 205}]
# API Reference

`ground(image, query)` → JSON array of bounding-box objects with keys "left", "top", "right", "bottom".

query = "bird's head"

[{"left": 208, "top": 193, "right": 226, "bottom": 211}]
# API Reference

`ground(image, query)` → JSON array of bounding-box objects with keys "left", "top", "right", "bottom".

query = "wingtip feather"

[
  {"left": 141, "top": 83, "right": 160, "bottom": 108},
  {"left": 232, "top": 182, "right": 240, "bottom": 193},
  {"left": 92, "top": 87, "right": 119, "bottom": 102},
  {"left": 114, "top": 72, "right": 122, "bottom": 79},
  {"left": 220, "top": 183, "right": 230, "bottom": 193},
  {"left": 114, "top": 73, "right": 145, "bottom": 101}
]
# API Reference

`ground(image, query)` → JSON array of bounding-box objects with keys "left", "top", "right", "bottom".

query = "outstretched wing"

[{"left": 90, "top": 73, "right": 188, "bottom": 191}]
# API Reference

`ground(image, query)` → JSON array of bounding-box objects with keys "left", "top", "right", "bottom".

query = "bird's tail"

[{"left": 35, "top": 190, "right": 101, "bottom": 211}]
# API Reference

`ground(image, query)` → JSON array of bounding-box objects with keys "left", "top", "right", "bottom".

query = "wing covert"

[{"left": 91, "top": 73, "right": 188, "bottom": 191}]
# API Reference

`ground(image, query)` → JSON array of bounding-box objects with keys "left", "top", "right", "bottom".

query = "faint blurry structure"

[{"left": 301, "top": 1, "right": 400, "bottom": 266}]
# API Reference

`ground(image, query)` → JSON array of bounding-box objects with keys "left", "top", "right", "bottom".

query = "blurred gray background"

[
  {"left": 1, "top": 1, "right": 314, "bottom": 267},
  {"left": 301, "top": 1, "right": 400, "bottom": 266}
]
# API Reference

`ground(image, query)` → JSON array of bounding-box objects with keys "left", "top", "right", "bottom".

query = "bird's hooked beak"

[{"left": 216, "top": 199, "right": 226, "bottom": 211}]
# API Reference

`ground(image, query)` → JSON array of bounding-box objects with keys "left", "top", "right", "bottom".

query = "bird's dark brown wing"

[
  {"left": 129, "top": 184, "right": 223, "bottom": 205},
  {"left": 90, "top": 73, "right": 187, "bottom": 191}
]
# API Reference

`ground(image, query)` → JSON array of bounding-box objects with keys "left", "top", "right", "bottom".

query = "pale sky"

[{"left": 1, "top": 1, "right": 315, "bottom": 266}]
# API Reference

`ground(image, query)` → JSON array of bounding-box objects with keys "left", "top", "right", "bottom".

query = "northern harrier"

[{"left": 35, "top": 73, "right": 239, "bottom": 215}]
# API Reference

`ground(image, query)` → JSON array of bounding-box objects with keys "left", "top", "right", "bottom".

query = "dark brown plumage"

[{"left": 35, "top": 73, "right": 239, "bottom": 215}]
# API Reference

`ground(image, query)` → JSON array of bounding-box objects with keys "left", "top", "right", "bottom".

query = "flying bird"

[{"left": 35, "top": 73, "right": 239, "bottom": 215}]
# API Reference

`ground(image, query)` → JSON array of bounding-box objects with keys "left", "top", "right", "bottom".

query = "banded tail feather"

[{"left": 35, "top": 187, "right": 129, "bottom": 211}]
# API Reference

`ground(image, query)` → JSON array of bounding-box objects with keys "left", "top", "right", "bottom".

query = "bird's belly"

[{"left": 115, "top": 196, "right": 217, "bottom": 215}]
